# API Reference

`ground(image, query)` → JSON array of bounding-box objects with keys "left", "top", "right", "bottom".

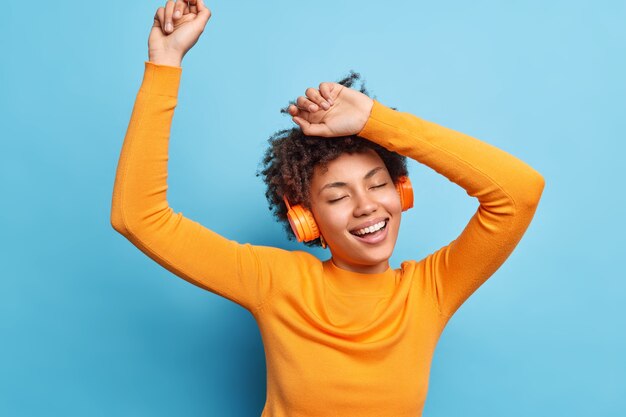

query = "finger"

[
  {"left": 288, "top": 103, "right": 309, "bottom": 117},
  {"left": 164, "top": 0, "right": 175, "bottom": 33},
  {"left": 296, "top": 96, "right": 318, "bottom": 113},
  {"left": 195, "top": 0, "right": 212, "bottom": 27},
  {"left": 319, "top": 82, "right": 335, "bottom": 106},
  {"left": 188, "top": 0, "right": 198, "bottom": 14},
  {"left": 305, "top": 87, "right": 331, "bottom": 110},
  {"left": 293, "top": 117, "right": 331, "bottom": 137},
  {"left": 173, "top": 0, "right": 186, "bottom": 19},
  {"left": 154, "top": 7, "right": 166, "bottom": 32},
  {"left": 287, "top": 104, "right": 300, "bottom": 116}
]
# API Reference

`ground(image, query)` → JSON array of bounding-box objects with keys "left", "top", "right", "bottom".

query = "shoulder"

[
  {"left": 240, "top": 244, "right": 322, "bottom": 273},
  {"left": 397, "top": 256, "right": 435, "bottom": 286},
  {"left": 398, "top": 258, "right": 425, "bottom": 273}
]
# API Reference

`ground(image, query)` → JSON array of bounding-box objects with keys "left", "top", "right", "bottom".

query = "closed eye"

[
  {"left": 371, "top": 183, "right": 388, "bottom": 189},
  {"left": 328, "top": 196, "right": 347, "bottom": 203}
]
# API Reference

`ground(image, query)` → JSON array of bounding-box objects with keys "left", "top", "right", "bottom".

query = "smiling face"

[{"left": 309, "top": 149, "right": 403, "bottom": 274}]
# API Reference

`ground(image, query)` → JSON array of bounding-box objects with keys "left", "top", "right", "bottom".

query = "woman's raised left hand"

[{"left": 287, "top": 83, "right": 374, "bottom": 137}]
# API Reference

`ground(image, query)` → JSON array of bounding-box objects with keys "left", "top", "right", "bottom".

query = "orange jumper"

[{"left": 111, "top": 62, "right": 545, "bottom": 417}]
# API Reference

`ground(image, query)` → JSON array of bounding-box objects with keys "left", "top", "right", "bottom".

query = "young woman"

[{"left": 111, "top": 1, "right": 545, "bottom": 416}]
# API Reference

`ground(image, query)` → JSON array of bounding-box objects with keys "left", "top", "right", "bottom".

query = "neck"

[{"left": 330, "top": 257, "right": 390, "bottom": 274}]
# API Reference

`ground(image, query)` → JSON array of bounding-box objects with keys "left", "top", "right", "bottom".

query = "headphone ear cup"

[
  {"left": 395, "top": 176, "right": 414, "bottom": 211},
  {"left": 286, "top": 204, "right": 320, "bottom": 242}
]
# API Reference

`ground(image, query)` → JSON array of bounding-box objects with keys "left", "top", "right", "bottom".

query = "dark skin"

[
  {"left": 150, "top": 1, "right": 404, "bottom": 273},
  {"left": 149, "top": 0, "right": 374, "bottom": 136}
]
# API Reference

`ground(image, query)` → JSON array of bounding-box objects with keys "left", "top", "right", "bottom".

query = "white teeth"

[{"left": 353, "top": 221, "right": 386, "bottom": 236}]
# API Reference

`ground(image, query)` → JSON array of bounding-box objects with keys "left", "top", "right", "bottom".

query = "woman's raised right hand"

[{"left": 149, "top": 0, "right": 212, "bottom": 66}]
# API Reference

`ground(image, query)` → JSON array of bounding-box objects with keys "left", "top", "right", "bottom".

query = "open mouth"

[
  {"left": 350, "top": 219, "right": 388, "bottom": 236},
  {"left": 349, "top": 218, "right": 389, "bottom": 243}
]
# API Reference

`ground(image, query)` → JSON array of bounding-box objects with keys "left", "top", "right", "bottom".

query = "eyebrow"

[{"left": 318, "top": 166, "right": 385, "bottom": 196}]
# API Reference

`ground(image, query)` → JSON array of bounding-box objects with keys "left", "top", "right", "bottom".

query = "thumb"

[
  {"left": 294, "top": 117, "right": 330, "bottom": 137},
  {"left": 195, "top": 0, "right": 212, "bottom": 27}
]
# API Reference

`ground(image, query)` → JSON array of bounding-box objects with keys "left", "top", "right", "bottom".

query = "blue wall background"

[{"left": 2, "top": 0, "right": 624, "bottom": 415}]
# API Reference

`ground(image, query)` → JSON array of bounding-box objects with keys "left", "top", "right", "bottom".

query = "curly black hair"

[{"left": 256, "top": 70, "right": 409, "bottom": 248}]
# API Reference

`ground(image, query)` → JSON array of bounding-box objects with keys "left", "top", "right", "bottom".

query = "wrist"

[
  {"left": 356, "top": 97, "right": 375, "bottom": 134},
  {"left": 148, "top": 50, "right": 183, "bottom": 67}
]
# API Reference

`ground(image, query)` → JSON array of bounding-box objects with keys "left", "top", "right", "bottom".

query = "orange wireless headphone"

[{"left": 282, "top": 176, "right": 414, "bottom": 244}]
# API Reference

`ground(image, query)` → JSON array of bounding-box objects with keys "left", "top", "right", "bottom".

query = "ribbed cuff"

[{"left": 139, "top": 61, "right": 183, "bottom": 97}]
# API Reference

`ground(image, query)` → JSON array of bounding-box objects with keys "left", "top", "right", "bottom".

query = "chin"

[
  {"left": 358, "top": 245, "right": 395, "bottom": 265},
  {"left": 345, "top": 228, "right": 399, "bottom": 266}
]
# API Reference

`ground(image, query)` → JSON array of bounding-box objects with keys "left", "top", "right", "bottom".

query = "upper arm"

[
  {"left": 424, "top": 175, "right": 545, "bottom": 318},
  {"left": 114, "top": 207, "right": 288, "bottom": 314}
]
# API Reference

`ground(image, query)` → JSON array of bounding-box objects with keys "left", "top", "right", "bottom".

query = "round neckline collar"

[{"left": 322, "top": 258, "right": 396, "bottom": 296}]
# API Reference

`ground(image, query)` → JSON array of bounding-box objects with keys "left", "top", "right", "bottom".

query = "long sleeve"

[
  {"left": 358, "top": 100, "right": 545, "bottom": 318},
  {"left": 110, "top": 62, "right": 284, "bottom": 314}
]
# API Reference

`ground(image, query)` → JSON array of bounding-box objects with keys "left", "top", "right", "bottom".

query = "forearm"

[
  {"left": 110, "top": 62, "right": 182, "bottom": 234},
  {"left": 357, "top": 100, "right": 545, "bottom": 317},
  {"left": 358, "top": 100, "right": 545, "bottom": 211}
]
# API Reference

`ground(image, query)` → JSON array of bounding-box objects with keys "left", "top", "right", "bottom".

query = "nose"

[{"left": 352, "top": 190, "right": 378, "bottom": 217}]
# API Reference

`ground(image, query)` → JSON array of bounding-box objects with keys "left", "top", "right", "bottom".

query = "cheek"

[
  {"left": 312, "top": 205, "right": 347, "bottom": 236},
  {"left": 383, "top": 192, "right": 403, "bottom": 214}
]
